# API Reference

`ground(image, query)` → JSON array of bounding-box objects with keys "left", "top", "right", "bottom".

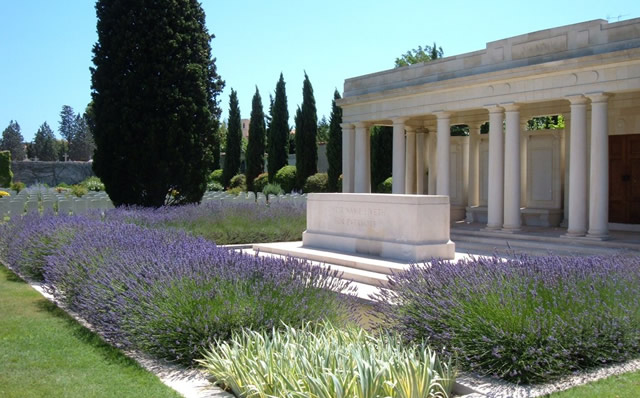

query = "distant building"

[{"left": 241, "top": 118, "right": 250, "bottom": 139}]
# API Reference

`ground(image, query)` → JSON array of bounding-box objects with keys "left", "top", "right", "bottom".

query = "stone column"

[
  {"left": 416, "top": 129, "right": 427, "bottom": 194},
  {"left": 566, "top": 96, "right": 588, "bottom": 236},
  {"left": 520, "top": 121, "right": 528, "bottom": 208},
  {"left": 467, "top": 123, "right": 481, "bottom": 207},
  {"left": 340, "top": 123, "right": 355, "bottom": 193},
  {"left": 427, "top": 130, "right": 437, "bottom": 194},
  {"left": 462, "top": 133, "right": 470, "bottom": 206},
  {"left": 436, "top": 112, "right": 452, "bottom": 195},
  {"left": 354, "top": 122, "right": 371, "bottom": 193},
  {"left": 405, "top": 126, "right": 417, "bottom": 194},
  {"left": 392, "top": 118, "right": 408, "bottom": 194},
  {"left": 486, "top": 105, "right": 504, "bottom": 230},
  {"left": 587, "top": 93, "right": 610, "bottom": 238},
  {"left": 503, "top": 104, "right": 521, "bottom": 231}
]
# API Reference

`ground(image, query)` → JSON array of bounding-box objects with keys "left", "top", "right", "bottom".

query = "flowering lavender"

[
  {"left": 43, "top": 221, "right": 353, "bottom": 364},
  {"left": 373, "top": 254, "right": 640, "bottom": 384}
]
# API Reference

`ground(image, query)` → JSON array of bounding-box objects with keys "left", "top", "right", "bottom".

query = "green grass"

[
  {"left": 0, "top": 265, "right": 181, "bottom": 398},
  {"left": 547, "top": 370, "right": 640, "bottom": 397}
]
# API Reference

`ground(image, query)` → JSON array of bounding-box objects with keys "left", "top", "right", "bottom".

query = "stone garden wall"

[{"left": 11, "top": 161, "right": 95, "bottom": 186}]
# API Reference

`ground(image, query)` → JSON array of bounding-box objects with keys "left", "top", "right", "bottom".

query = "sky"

[{"left": 1, "top": 0, "right": 639, "bottom": 142}]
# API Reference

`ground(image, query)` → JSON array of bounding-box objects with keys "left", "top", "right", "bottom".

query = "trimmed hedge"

[
  {"left": 274, "top": 165, "right": 296, "bottom": 194},
  {"left": 253, "top": 172, "right": 269, "bottom": 193},
  {"left": 0, "top": 150, "right": 12, "bottom": 187},
  {"left": 303, "top": 172, "right": 328, "bottom": 193}
]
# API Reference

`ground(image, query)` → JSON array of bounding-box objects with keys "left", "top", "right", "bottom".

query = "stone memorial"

[{"left": 302, "top": 193, "right": 455, "bottom": 262}]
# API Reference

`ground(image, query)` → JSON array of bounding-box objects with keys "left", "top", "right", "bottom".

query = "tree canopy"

[
  {"left": 245, "top": 87, "right": 266, "bottom": 192},
  {"left": 90, "top": 0, "right": 224, "bottom": 207},
  {"left": 267, "top": 73, "right": 289, "bottom": 182},
  {"left": 223, "top": 89, "right": 242, "bottom": 187},
  {"left": 0, "top": 120, "right": 25, "bottom": 161},
  {"left": 395, "top": 42, "right": 444, "bottom": 67},
  {"left": 33, "top": 122, "right": 58, "bottom": 161},
  {"left": 326, "top": 89, "right": 343, "bottom": 192},
  {"left": 295, "top": 73, "right": 318, "bottom": 189}
]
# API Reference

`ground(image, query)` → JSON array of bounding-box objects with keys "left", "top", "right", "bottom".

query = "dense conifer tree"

[
  {"left": 68, "top": 115, "right": 95, "bottom": 161},
  {"left": 223, "top": 89, "right": 242, "bottom": 187},
  {"left": 295, "top": 73, "right": 318, "bottom": 189},
  {"left": 326, "top": 90, "right": 343, "bottom": 192},
  {"left": 0, "top": 120, "right": 25, "bottom": 161},
  {"left": 33, "top": 122, "right": 58, "bottom": 161},
  {"left": 58, "top": 105, "right": 76, "bottom": 146},
  {"left": 267, "top": 73, "right": 289, "bottom": 182},
  {"left": 90, "top": 0, "right": 224, "bottom": 206},
  {"left": 245, "top": 88, "right": 266, "bottom": 192}
]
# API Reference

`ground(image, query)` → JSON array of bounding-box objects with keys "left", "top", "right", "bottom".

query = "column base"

[
  {"left": 501, "top": 225, "right": 521, "bottom": 233},
  {"left": 564, "top": 230, "right": 586, "bottom": 238},
  {"left": 484, "top": 224, "right": 502, "bottom": 231},
  {"left": 586, "top": 230, "right": 610, "bottom": 240}
]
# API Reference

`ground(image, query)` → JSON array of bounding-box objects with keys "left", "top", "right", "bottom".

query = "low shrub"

[
  {"left": 263, "top": 183, "right": 284, "bottom": 198},
  {"left": 252, "top": 172, "right": 269, "bottom": 193},
  {"left": 377, "top": 176, "right": 392, "bottom": 193},
  {"left": 229, "top": 174, "right": 246, "bottom": 191},
  {"left": 206, "top": 181, "right": 223, "bottom": 192},
  {"left": 374, "top": 255, "right": 640, "bottom": 384},
  {"left": 200, "top": 321, "right": 456, "bottom": 398},
  {"left": 10, "top": 181, "right": 25, "bottom": 193},
  {"left": 80, "top": 176, "right": 105, "bottom": 192},
  {"left": 208, "top": 169, "right": 223, "bottom": 184},
  {"left": 0, "top": 150, "right": 12, "bottom": 187},
  {"left": 0, "top": 190, "right": 9, "bottom": 198},
  {"left": 274, "top": 165, "right": 296, "bottom": 193},
  {"left": 70, "top": 184, "right": 88, "bottom": 197},
  {"left": 43, "top": 222, "right": 353, "bottom": 364},
  {"left": 225, "top": 187, "right": 243, "bottom": 196},
  {"left": 303, "top": 172, "right": 328, "bottom": 193}
]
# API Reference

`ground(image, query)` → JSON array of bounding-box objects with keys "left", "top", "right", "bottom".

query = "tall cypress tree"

[
  {"left": 245, "top": 87, "right": 266, "bottom": 192},
  {"left": 295, "top": 72, "right": 318, "bottom": 189},
  {"left": 326, "top": 89, "right": 343, "bottom": 192},
  {"left": 268, "top": 73, "right": 289, "bottom": 181},
  {"left": 223, "top": 89, "right": 242, "bottom": 187},
  {"left": 58, "top": 105, "right": 75, "bottom": 145},
  {"left": 33, "top": 122, "right": 58, "bottom": 161},
  {"left": 91, "top": 0, "right": 224, "bottom": 207}
]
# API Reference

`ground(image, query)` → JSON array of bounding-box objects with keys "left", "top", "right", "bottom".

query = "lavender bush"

[
  {"left": 374, "top": 255, "right": 640, "bottom": 384},
  {"left": 43, "top": 221, "right": 354, "bottom": 364},
  {"left": 104, "top": 200, "right": 306, "bottom": 244}
]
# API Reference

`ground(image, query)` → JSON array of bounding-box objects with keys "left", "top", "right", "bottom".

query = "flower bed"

[{"left": 374, "top": 255, "right": 640, "bottom": 384}]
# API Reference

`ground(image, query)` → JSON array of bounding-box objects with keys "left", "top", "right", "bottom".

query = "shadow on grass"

[
  {"left": 2, "top": 265, "right": 26, "bottom": 283},
  {"left": 30, "top": 285, "right": 142, "bottom": 369}
]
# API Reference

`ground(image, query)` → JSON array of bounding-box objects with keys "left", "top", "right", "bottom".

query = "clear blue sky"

[{"left": 1, "top": 0, "right": 639, "bottom": 142}]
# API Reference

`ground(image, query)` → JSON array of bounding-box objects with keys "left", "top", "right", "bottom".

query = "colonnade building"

[{"left": 338, "top": 18, "right": 640, "bottom": 238}]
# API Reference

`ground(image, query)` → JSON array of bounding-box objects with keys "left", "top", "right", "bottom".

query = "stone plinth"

[{"left": 302, "top": 193, "right": 455, "bottom": 261}]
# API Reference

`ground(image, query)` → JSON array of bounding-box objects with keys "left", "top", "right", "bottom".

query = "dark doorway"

[{"left": 609, "top": 134, "right": 640, "bottom": 224}]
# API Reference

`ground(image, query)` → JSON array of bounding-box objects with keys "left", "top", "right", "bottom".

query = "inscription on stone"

[{"left": 333, "top": 206, "right": 386, "bottom": 228}]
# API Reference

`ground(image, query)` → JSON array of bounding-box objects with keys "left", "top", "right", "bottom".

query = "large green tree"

[
  {"left": 245, "top": 87, "right": 266, "bottom": 192},
  {"left": 58, "top": 105, "right": 76, "bottom": 145},
  {"left": 326, "top": 89, "right": 343, "bottom": 192},
  {"left": 223, "top": 89, "right": 242, "bottom": 187},
  {"left": 0, "top": 120, "right": 25, "bottom": 161},
  {"left": 33, "top": 122, "right": 58, "bottom": 161},
  {"left": 91, "top": 0, "right": 224, "bottom": 207},
  {"left": 69, "top": 115, "right": 95, "bottom": 161},
  {"left": 295, "top": 73, "right": 318, "bottom": 189},
  {"left": 395, "top": 42, "right": 444, "bottom": 67},
  {"left": 267, "top": 73, "right": 289, "bottom": 182}
]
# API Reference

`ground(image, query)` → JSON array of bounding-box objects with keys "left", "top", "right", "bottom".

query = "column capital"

[
  {"left": 391, "top": 117, "right": 409, "bottom": 125},
  {"left": 566, "top": 94, "right": 588, "bottom": 105},
  {"left": 434, "top": 111, "right": 453, "bottom": 119},
  {"left": 405, "top": 125, "right": 417, "bottom": 133},
  {"left": 416, "top": 127, "right": 428, "bottom": 134},
  {"left": 502, "top": 102, "right": 521, "bottom": 112},
  {"left": 586, "top": 92, "right": 611, "bottom": 103},
  {"left": 353, "top": 121, "right": 370, "bottom": 129},
  {"left": 484, "top": 104, "right": 504, "bottom": 114},
  {"left": 340, "top": 122, "right": 354, "bottom": 130}
]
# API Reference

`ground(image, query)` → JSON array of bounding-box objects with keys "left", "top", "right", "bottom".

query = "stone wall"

[{"left": 11, "top": 161, "right": 95, "bottom": 186}]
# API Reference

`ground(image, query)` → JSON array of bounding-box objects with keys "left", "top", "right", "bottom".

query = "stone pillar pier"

[
  {"left": 340, "top": 123, "right": 355, "bottom": 193},
  {"left": 416, "top": 129, "right": 427, "bottom": 194},
  {"left": 566, "top": 96, "right": 588, "bottom": 236},
  {"left": 486, "top": 106, "right": 504, "bottom": 230},
  {"left": 436, "top": 112, "right": 452, "bottom": 195},
  {"left": 587, "top": 93, "right": 610, "bottom": 238},
  {"left": 462, "top": 133, "right": 470, "bottom": 207},
  {"left": 405, "top": 125, "right": 417, "bottom": 194},
  {"left": 392, "top": 118, "right": 408, "bottom": 194},
  {"left": 354, "top": 122, "right": 371, "bottom": 193},
  {"left": 503, "top": 104, "right": 522, "bottom": 231},
  {"left": 467, "top": 123, "right": 481, "bottom": 207}
]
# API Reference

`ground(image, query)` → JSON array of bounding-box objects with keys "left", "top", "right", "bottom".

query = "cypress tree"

[
  {"left": 245, "top": 87, "right": 266, "bottom": 192},
  {"left": 223, "top": 89, "right": 242, "bottom": 187},
  {"left": 91, "top": 0, "right": 224, "bottom": 207},
  {"left": 58, "top": 105, "right": 75, "bottom": 145},
  {"left": 268, "top": 73, "right": 289, "bottom": 182},
  {"left": 295, "top": 72, "right": 318, "bottom": 189},
  {"left": 326, "top": 89, "right": 343, "bottom": 191},
  {"left": 0, "top": 120, "right": 25, "bottom": 161},
  {"left": 33, "top": 122, "right": 58, "bottom": 161}
]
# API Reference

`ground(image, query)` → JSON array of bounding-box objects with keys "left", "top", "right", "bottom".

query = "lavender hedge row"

[
  {"left": 375, "top": 255, "right": 640, "bottom": 384},
  {"left": 2, "top": 213, "right": 354, "bottom": 365}
]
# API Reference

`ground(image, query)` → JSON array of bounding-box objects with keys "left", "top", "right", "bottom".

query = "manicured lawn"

[
  {"left": 0, "top": 265, "right": 181, "bottom": 398},
  {"left": 548, "top": 370, "right": 640, "bottom": 397}
]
